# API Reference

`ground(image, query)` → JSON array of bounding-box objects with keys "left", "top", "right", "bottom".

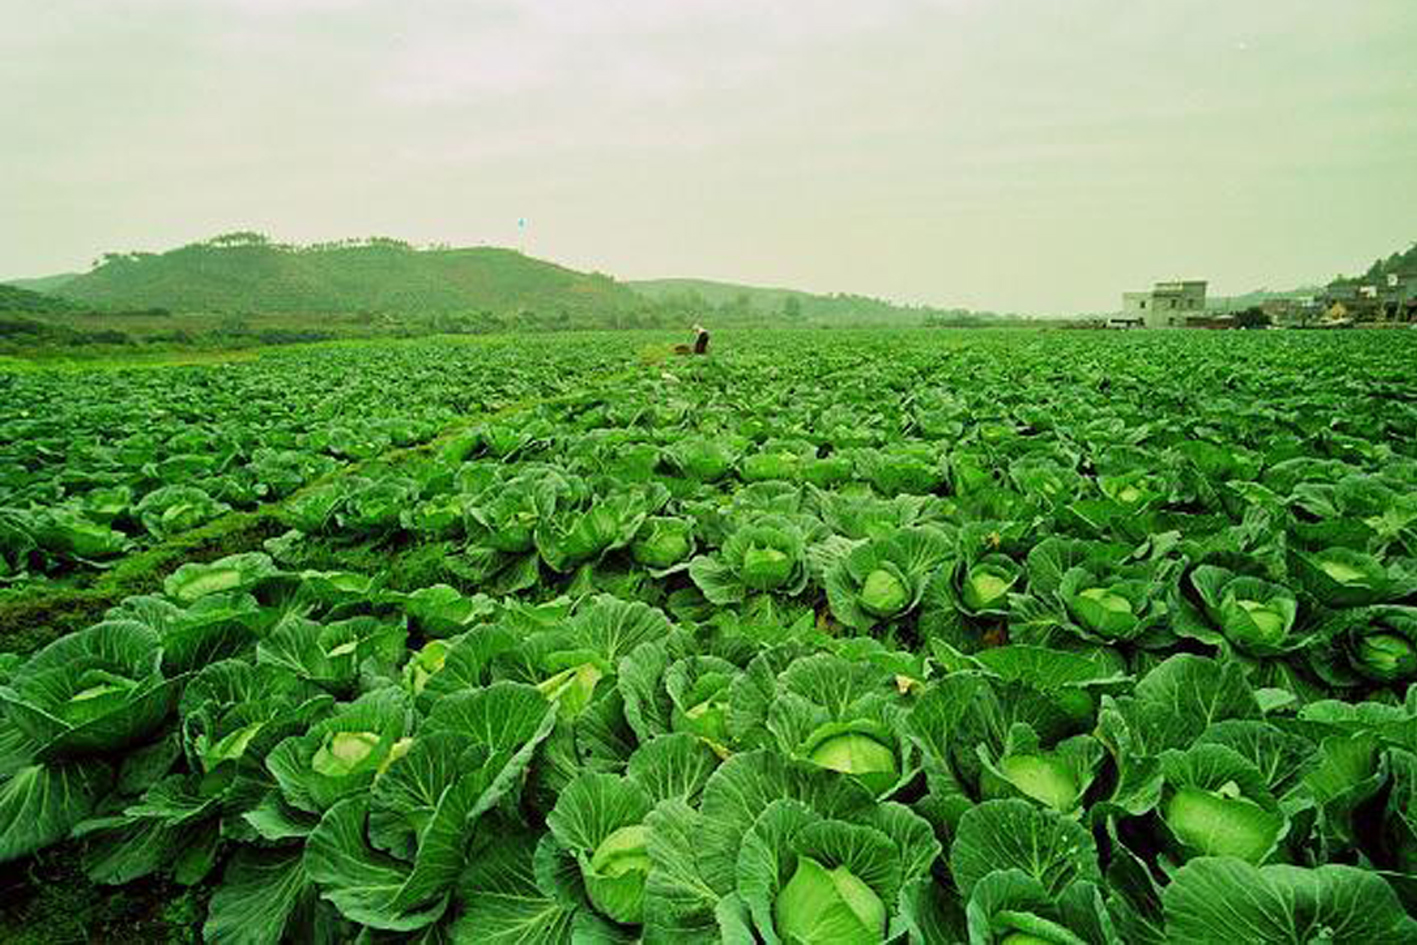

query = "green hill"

[{"left": 54, "top": 233, "right": 645, "bottom": 319}]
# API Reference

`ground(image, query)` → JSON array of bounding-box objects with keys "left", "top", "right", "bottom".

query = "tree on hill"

[{"left": 208, "top": 231, "right": 271, "bottom": 247}]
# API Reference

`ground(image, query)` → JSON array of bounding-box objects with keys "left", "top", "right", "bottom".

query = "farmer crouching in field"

[{"left": 673, "top": 324, "right": 711, "bottom": 356}]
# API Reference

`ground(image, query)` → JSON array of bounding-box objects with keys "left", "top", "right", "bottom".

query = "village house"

[
  {"left": 1322, "top": 271, "right": 1416, "bottom": 324},
  {"left": 1262, "top": 295, "right": 1323, "bottom": 327},
  {"left": 1116, "top": 280, "right": 1208, "bottom": 328}
]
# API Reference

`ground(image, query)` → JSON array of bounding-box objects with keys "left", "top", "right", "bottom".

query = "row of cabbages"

[
  {"left": 1, "top": 559, "right": 1413, "bottom": 942},
  {"left": 277, "top": 447, "right": 1417, "bottom": 696}
]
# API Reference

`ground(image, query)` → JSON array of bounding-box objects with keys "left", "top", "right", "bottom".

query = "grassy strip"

[
  {"left": 0, "top": 844, "right": 205, "bottom": 945},
  {"left": 0, "top": 363, "right": 647, "bottom": 654},
  {"left": 0, "top": 510, "right": 283, "bottom": 653}
]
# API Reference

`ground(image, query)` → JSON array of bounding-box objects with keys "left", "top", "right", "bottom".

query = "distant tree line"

[
  {"left": 922, "top": 310, "right": 1036, "bottom": 328},
  {"left": 0, "top": 284, "right": 169, "bottom": 319},
  {"left": 0, "top": 316, "right": 138, "bottom": 348},
  {"left": 646, "top": 284, "right": 1042, "bottom": 329}
]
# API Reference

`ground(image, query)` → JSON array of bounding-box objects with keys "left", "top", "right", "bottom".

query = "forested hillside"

[{"left": 54, "top": 233, "right": 646, "bottom": 321}]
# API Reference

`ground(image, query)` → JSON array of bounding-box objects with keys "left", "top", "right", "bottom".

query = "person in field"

[{"left": 673, "top": 323, "right": 711, "bottom": 356}]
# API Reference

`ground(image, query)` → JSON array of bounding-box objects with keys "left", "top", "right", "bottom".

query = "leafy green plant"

[
  {"left": 1311, "top": 605, "right": 1417, "bottom": 686},
  {"left": 689, "top": 514, "right": 810, "bottom": 604},
  {"left": 631, "top": 515, "right": 696, "bottom": 570},
  {"left": 824, "top": 525, "right": 954, "bottom": 629},
  {"left": 1177, "top": 564, "right": 1303, "bottom": 655}
]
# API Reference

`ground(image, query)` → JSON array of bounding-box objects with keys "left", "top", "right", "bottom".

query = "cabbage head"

[
  {"left": 999, "top": 755, "right": 1077, "bottom": 810},
  {"left": 824, "top": 526, "right": 953, "bottom": 630},
  {"left": 742, "top": 449, "right": 803, "bottom": 483},
  {"left": 403, "top": 639, "right": 451, "bottom": 696},
  {"left": 266, "top": 688, "right": 411, "bottom": 813},
  {"left": 467, "top": 471, "right": 564, "bottom": 553},
  {"left": 631, "top": 516, "right": 694, "bottom": 569},
  {"left": 696, "top": 755, "right": 939, "bottom": 944},
  {"left": 536, "top": 661, "right": 605, "bottom": 720},
  {"left": 802, "top": 722, "right": 899, "bottom": 795},
  {"left": 957, "top": 554, "right": 1022, "bottom": 615},
  {"left": 1314, "top": 604, "right": 1417, "bottom": 686},
  {"left": 742, "top": 545, "right": 794, "bottom": 589},
  {"left": 535, "top": 487, "right": 660, "bottom": 572},
  {"left": 311, "top": 730, "right": 381, "bottom": 778},
  {"left": 586, "top": 824, "right": 651, "bottom": 924},
  {"left": 774, "top": 854, "right": 887, "bottom": 944},
  {"left": 689, "top": 515, "right": 808, "bottom": 604},
  {"left": 666, "top": 657, "right": 736, "bottom": 744},
  {"left": 962, "top": 867, "right": 1114, "bottom": 945},
  {"left": 664, "top": 436, "right": 736, "bottom": 482},
  {"left": 1354, "top": 628, "right": 1416, "bottom": 683},
  {"left": 547, "top": 758, "right": 703, "bottom": 927},
  {"left": 860, "top": 567, "right": 910, "bottom": 617},
  {"left": 1059, "top": 568, "right": 1149, "bottom": 640},
  {"left": 1160, "top": 743, "right": 1285, "bottom": 863},
  {"left": 32, "top": 509, "right": 130, "bottom": 560},
  {"left": 978, "top": 726, "right": 1104, "bottom": 814},
  {"left": 1186, "top": 565, "right": 1300, "bottom": 656},
  {"left": 861, "top": 444, "right": 944, "bottom": 496},
  {"left": 135, "top": 485, "right": 231, "bottom": 539},
  {"left": 1293, "top": 547, "right": 1412, "bottom": 607},
  {"left": 1099, "top": 470, "right": 1162, "bottom": 507},
  {"left": 1163, "top": 784, "right": 1284, "bottom": 862}
]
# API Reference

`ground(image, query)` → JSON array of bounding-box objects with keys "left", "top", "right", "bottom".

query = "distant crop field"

[{"left": 1, "top": 328, "right": 1415, "bottom": 943}]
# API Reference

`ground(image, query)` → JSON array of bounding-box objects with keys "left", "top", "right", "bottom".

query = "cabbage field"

[
  {"left": 1, "top": 328, "right": 1415, "bottom": 943},
  {"left": 0, "top": 336, "right": 630, "bottom": 578}
]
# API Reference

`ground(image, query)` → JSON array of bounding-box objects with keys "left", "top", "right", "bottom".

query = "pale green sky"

[{"left": 2, "top": 0, "right": 1414, "bottom": 312}]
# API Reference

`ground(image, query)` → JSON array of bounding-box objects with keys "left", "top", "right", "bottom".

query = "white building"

[{"left": 1120, "top": 280, "right": 1208, "bottom": 328}]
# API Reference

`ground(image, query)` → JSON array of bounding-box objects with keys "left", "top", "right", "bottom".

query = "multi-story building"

[{"left": 1119, "top": 280, "right": 1208, "bottom": 328}]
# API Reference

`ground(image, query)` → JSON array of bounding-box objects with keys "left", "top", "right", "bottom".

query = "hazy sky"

[{"left": 3, "top": 0, "right": 1414, "bottom": 312}]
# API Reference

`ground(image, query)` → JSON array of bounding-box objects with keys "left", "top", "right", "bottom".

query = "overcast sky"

[{"left": 2, "top": 0, "right": 1414, "bottom": 312}]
